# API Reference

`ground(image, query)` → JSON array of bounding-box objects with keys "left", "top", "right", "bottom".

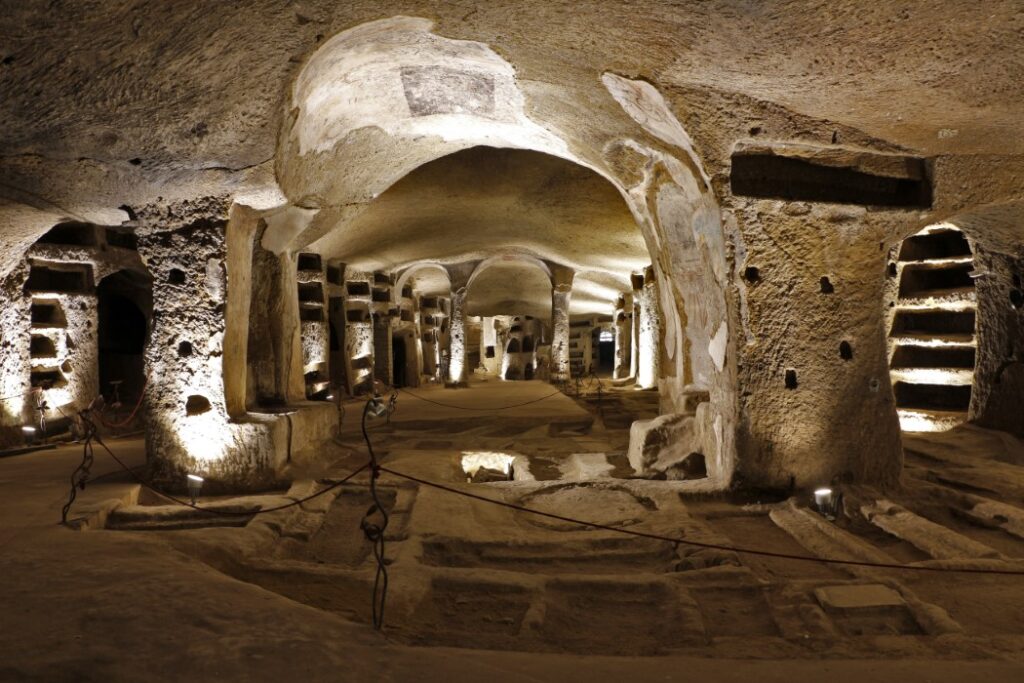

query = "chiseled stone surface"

[{"left": 815, "top": 584, "right": 906, "bottom": 612}]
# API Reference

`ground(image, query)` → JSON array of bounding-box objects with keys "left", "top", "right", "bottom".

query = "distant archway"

[{"left": 97, "top": 270, "right": 152, "bottom": 409}]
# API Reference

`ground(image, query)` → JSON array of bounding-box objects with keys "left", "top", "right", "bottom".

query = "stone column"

[
  {"left": 970, "top": 245, "right": 1024, "bottom": 436},
  {"left": 0, "top": 263, "right": 31, "bottom": 438},
  {"left": 550, "top": 267, "right": 574, "bottom": 381},
  {"left": 139, "top": 208, "right": 275, "bottom": 491},
  {"left": 630, "top": 273, "right": 643, "bottom": 380},
  {"left": 614, "top": 293, "right": 633, "bottom": 380},
  {"left": 447, "top": 287, "right": 468, "bottom": 386},
  {"left": 637, "top": 268, "right": 661, "bottom": 389},
  {"left": 372, "top": 312, "right": 393, "bottom": 387}
]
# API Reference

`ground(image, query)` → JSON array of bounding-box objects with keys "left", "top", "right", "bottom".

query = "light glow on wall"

[
  {"left": 175, "top": 410, "right": 231, "bottom": 465},
  {"left": 897, "top": 409, "right": 962, "bottom": 433}
]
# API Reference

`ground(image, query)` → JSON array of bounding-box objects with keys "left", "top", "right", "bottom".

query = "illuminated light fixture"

[
  {"left": 22, "top": 425, "right": 37, "bottom": 445},
  {"left": 186, "top": 474, "right": 203, "bottom": 505},
  {"left": 814, "top": 487, "right": 839, "bottom": 521},
  {"left": 599, "top": 329, "right": 614, "bottom": 342},
  {"left": 326, "top": 394, "right": 335, "bottom": 401}
]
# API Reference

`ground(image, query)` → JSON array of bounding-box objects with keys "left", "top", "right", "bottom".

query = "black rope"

[
  {"left": 60, "top": 411, "right": 96, "bottom": 524},
  {"left": 60, "top": 414, "right": 373, "bottom": 522},
  {"left": 378, "top": 465, "right": 1024, "bottom": 577},
  {"left": 396, "top": 386, "right": 562, "bottom": 411},
  {"left": 360, "top": 398, "right": 390, "bottom": 630}
]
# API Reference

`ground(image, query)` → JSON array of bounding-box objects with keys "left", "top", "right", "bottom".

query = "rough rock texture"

[
  {"left": 0, "top": 262, "right": 31, "bottom": 437},
  {"left": 970, "top": 246, "right": 1024, "bottom": 435},
  {"left": 138, "top": 205, "right": 276, "bottom": 491},
  {"left": 551, "top": 283, "right": 572, "bottom": 381},
  {"left": 729, "top": 202, "right": 910, "bottom": 489},
  {"left": 627, "top": 413, "right": 701, "bottom": 476},
  {"left": 1, "top": 1, "right": 1023, "bottom": 492}
]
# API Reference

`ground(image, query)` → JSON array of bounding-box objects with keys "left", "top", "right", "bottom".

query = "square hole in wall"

[
  {"left": 346, "top": 281, "right": 371, "bottom": 297},
  {"left": 30, "top": 301, "right": 66, "bottom": 328},
  {"left": 104, "top": 227, "right": 138, "bottom": 250},
  {"left": 29, "top": 335, "right": 57, "bottom": 358},
  {"left": 300, "top": 307, "right": 324, "bottom": 322},
  {"left": 37, "top": 222, "right": 97, "bottom": 247},
  {"left": 326, "top": 266, "right": 342, "bottom": 285},
  {"left": 298, "top": 281, "right": 324, "bottom": 304},
  {"left": 26, "top": 264, "right": 93, "bottom": 294},
  {"left": 346, "top": 308, "right": 369, "bottom": 323},
  {"left": 297, "top": 253, "right": 322, "bottom": 271}
]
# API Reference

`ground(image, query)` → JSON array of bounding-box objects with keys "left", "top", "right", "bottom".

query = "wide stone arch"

[
  {"left": 394, "top": 262, "right": 452, "bottom": 301},
  {"left": 266, "top": 15, "right": 739, "bottom": 486}
]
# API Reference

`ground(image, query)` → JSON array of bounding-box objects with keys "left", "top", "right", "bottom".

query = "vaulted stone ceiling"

[
  {"left": 465, "top": 259, "right": 554, "bottom": 320},
  {"left": 2, "top": 0, "right": 1022, "bottom": 240},
  {"left": 310, "top": 146, "right": 647, "bottom": 316},
  {"left": 309, "top": 147, "right": 645, "bottom": 273}
]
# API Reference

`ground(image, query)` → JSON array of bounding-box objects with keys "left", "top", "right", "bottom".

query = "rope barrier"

[
  {"left": 360, "top": 399, "right": 390, "bottom": 630},
  {"left": 377, "top": 465, "right": 1024, "bottom": 577},
  {"left": 96, "top": 377, "right": 149, "bottom": 430},
  {"left": 61, "top": 409, "right": 375, "bottom": 521},
  {"left": 0, "top": 389, "right": 34, "bottom": 404}
]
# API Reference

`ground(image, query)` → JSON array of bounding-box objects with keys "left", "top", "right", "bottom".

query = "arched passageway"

[
  {"left": 244, "top": 15, "right": 737, "bottom": 486},
  {"left": 97, "top": 270, "right": 152, "bottom": 409},
  {"left": 887, "top": 225, "right": 977, "bottom": 432}
]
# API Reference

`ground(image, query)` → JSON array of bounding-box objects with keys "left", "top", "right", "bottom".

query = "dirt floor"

[{"left": 2, "top": 379, "right": 1024, "bottom": 681}]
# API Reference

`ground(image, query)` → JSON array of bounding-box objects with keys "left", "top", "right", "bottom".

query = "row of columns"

[{"left": 443, "top": 266, "right": 661, "bottom": 387}]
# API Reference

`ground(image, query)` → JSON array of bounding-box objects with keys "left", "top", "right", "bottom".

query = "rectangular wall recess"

[{"left": 730, "top": 142, "right": 931, "bottom": 208}]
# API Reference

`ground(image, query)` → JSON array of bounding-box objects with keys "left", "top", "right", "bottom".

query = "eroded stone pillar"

[
  {"left": 614, "top": 293, "right": 633, "bottom": 379},
  {"left": 0, "top": 263, "right": 31, "bottom": 438},
  {"left": 637, "top": 268, "right": 661, "bottom": 389},
  {"left": 550, "top": 267, "right": 574, "bottom": 381},
  {"left": 447, "top": 287, "right": 468, "bottom": 385},
  {"left": 139, "top": 207, "right": 274, "bottom": 491},
  {"left": 970, "top": 245, "right": 1024, "bottom": 436}
]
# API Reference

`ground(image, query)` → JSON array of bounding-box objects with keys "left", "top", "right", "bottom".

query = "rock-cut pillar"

[
  {"left": 636, "top": 271, "right": 661, "bottom": 389},
  {"left": 446, "top": 287, "right": 468, "bottom": 386},
  {"left": 550, "top": 267, "right": 574, "bottom": 381}
]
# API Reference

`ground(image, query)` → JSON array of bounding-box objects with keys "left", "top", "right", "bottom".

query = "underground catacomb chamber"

[{"left": 6, "top": 9, "right": 1024, "bottom": 675}]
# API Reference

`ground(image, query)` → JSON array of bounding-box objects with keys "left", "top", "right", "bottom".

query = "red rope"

[{"left": 97, "top": 377, "right": 149, "bottom": 430}]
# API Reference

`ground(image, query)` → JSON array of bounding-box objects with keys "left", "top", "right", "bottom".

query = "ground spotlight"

[
  {"left": 814, "top": 487, "right": 839, "bottom": 520},
  {"left": 21, "top": 425, "right": 37, "bottom": 445},
  {"left": 187, "top": 474, "right": 203, "bottom": 505}
]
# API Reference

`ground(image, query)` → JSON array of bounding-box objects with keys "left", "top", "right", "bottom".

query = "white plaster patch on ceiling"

[
  {"left": 601, "top": 73, "right": 711, "bottom": 188},
  {"left": 291, "top": 16, "right": 569, "bottom": 158},
  {"left": 709, "top": 321, "right": 728, "bottom": 372}
]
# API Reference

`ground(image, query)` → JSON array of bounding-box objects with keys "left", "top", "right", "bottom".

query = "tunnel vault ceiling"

[
  {"left": 466, "top": 260, "right": 554, "bottom": 320},
  {"left": 2, "top": 0, "right": 1023, "bottom": 260},
  {"left": 312, "top": 147, "right": 648, "bottom": 316}
]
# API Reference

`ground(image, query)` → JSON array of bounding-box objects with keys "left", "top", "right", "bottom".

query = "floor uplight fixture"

[
  {"left": 814, "top": 487, "right": 839, "bottom": 521},
  {"left": 187, "top": 474, "right": 204, "bottom": 505}
]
